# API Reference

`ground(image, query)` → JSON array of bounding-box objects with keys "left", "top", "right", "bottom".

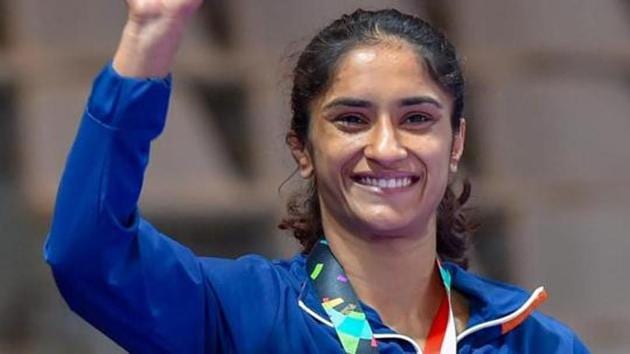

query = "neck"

[{"left": 320, "top": 208, "right": 445, "bottom": 342}]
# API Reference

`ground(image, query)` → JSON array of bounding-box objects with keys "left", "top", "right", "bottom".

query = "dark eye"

[
  {"left": 403, "top": 113, "right": 433, "bottom": 125},
  {"left": 334, "top": 114, "right": 368, "bottom": 126}
]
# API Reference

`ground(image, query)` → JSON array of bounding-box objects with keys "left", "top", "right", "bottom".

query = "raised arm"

[
  {"left": 113, "top": 0, "right": 202, "bottom": 78},
  {"left": 44, "top": 1, "right": 217, "bottom": 353}
]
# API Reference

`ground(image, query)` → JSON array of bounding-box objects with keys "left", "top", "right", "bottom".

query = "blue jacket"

[{"left": 45, "top": 64, "right": 590, "bottom": 353}]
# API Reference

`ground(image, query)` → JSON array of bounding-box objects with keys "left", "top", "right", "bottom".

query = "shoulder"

[
  {"left": 513, "top": 311, "right": 590, "bottom": 353},
  {"left": 198, "top": 253, "right": 306, "bottom": 291},
  {"left": 196, "top": 253, "right": 308, "bottom": 352},
  {"left": 196, "top": 253, "right": 308, "bottom": 315},
  {"left": 444, "top": 263, "right": 590, "bottom": 353}
]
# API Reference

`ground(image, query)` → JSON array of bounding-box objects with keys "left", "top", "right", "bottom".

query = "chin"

[
  {"left": 357, "top": 213, "right": 416, "bottom": 236},
  {"left": 348, "top": 203, "right": 435, "bottom": 238}
]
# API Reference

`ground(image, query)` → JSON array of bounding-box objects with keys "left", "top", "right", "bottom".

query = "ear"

[
  {"left": 286, "top": 132, "right": 314, "bottom": 179},
  {"left": 450, "top": 118, "right": 466, "bottom": 173}
]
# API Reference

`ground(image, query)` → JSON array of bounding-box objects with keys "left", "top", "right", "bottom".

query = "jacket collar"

[
  {"left": 441, "top": 262, "right": 548, "bottom": 343},
  {"left": 296, "top": 256, "right": 548, "bottom": 346},
  {"left": 295, "top": 254, "right": 402, "bottom": 335}
]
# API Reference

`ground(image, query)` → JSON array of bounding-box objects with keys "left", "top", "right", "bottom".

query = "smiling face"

[{"left": 292, "top": 40, "right": 465, "bottom": 240}]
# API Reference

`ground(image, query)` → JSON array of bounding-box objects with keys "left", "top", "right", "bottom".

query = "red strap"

[{"left": 423, "top": 295, "right": 450, "bottom": 354}]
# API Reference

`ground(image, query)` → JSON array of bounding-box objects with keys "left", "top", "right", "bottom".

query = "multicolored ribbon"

[
  {"left": 306, "top": 238, "right": 457, "bottom": 354},
  {"left": 307, "top": 239, "right": 378, "bottom": 353}
]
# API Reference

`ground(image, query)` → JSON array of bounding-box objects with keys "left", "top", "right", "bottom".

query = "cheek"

[
  {"left": 409, "top": 135, "right": 452, "bottom": 178},
  {"left": 404, "top": 138, "right": 452, "bottom": 218},
  {"left": 310, "top": 126, "right": 363, "bottom": 176}
]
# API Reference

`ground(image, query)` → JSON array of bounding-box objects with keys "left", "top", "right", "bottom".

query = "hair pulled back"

[{"left": 278, "top": 8, "right": 475, "bottom": 267}]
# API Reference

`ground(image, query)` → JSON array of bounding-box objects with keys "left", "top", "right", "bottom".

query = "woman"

[{"left": 44, "top": 0, "right": 589, "bottom": 353}]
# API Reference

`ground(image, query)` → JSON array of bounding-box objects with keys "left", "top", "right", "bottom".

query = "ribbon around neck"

[{"left": 306, "top": 238, "right": 457, "bottom": 354}]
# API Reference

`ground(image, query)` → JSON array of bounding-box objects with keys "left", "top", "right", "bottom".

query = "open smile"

[{"left": 350, "top": 173, "right": 421, "bottom": 190}]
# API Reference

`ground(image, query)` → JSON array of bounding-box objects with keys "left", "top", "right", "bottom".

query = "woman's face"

[{"left": 294, "top": 41, "right": 465, "bottom": 239}]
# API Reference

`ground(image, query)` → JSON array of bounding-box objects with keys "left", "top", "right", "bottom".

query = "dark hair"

[{"left": 278, "top": 8, "right": 475, "bottom": 267}]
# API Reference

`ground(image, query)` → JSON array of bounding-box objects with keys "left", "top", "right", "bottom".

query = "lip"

[
  {"left": 350, "top": 172, "right": 421, "bottom": 193},
  {"left": 351, "top": 171, "right": 420, "bottom": 179}
]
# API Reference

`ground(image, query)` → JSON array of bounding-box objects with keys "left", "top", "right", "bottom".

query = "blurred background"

[{"left": 0, "top": 0, "right": 628, "bottom": 353}]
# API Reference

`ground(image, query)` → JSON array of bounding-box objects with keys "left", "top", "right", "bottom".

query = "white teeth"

[{"left": 358, "top": 176, "right": 414, "bottom": 188}]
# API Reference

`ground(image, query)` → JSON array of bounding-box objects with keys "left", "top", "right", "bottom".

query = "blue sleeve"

[{"left": 44, "top": 64, "right": 214, "bottom": 353}]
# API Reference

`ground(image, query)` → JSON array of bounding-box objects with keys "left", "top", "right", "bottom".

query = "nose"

[{"left": 363, "top": 117, "right": 407, "bottom": 165}]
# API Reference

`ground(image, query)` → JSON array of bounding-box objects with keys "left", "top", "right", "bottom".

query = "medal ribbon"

[{"left": 306, "top": 239, "right": 457, "bottom": 354}]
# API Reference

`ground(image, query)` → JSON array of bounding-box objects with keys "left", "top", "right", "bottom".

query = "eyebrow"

[
  {"left": 399, "top": 96, "right": 443, "bottom": 109},
  {"left": 322, "top": 96, "right": 443, "bottom": 111},
  {"left": 322, "top": 97, "right": 373, "bottom": 110}
]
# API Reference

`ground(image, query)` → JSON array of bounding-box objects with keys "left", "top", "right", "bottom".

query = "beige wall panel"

[
  {"left": 10, "top": 0, "right": 126, "bottom": 52},
  {"left": 19, "top": 83, "right": 87, "bottom": 213},
  {"left": 233, "top": 0, "right": 419, "bottom": 53},
  {"left": 513, "top": 205, "right": 630, "bottom": 351},
  {"left": 453, "top": 0, "right": 630, "bottom": 51},
  {"left": 478, "top": 77, "right": 630, "bottom": 184}
]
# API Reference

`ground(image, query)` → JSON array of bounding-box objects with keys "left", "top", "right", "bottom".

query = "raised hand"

[
  {"left": 113, "top": 0, "right": 204, "bottom": 78},
  {"left": 125, "top": 0, "right": 203, "bottom": 23}
]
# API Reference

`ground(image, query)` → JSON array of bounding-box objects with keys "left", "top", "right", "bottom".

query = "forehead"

[{"left": 318, "top": 41, "right": 452, "bottom": 107}]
